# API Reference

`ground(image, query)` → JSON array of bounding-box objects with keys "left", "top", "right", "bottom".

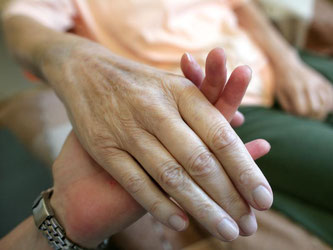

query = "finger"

[
  {"left": 245, "top": 139, "right": 271, "bottom": 161},
  {"left": 147, "top": 111, "right": 258, "bottom": 236},
  {"left": 277, "top": 89, "right": 294, "bottom": 114},
  {"left": 200, "top": 48, "right": 228, "bottom": 104},
  {"left": 127, "top": 131, "right": 241, "bottom": 241},
  {"left": 328, "top": 86, "right": 333, "bottom": 112},
  {"left": 215, "top": 66, "right": 251, "bottom": 122},
  {"left": 319, "top": 87, "right": 330, "bottom": 113},
  {"left": 178, "top": 87, "right": 273, "bottom": 211},
  {"left": 293, "top": 89, "right": 308, "bottom": 117},
  {"left": 230, "top": 111, "right": 245, "bottom": 127},
  {"left": 317, "top": 86, "right": 332, "bottom": 119},
  {"left": 99, "top": 147, "right": 190, "bottom": 232},
  {"left": 181, "top": 52, "right": 204, "bottom": 87},
  {"left": 306, "top": 87, "right": 323, "bottom": 119}
]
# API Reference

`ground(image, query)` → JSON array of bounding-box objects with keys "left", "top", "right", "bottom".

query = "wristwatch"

[{"left": 32, "top": 188, "right": 108, "bottom": 250}]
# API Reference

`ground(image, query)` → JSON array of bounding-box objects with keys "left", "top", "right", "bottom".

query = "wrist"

[
  {"left": 50, "top": 190, "right": 97, "bottom": 249},
  {"left": 32, "top": 187, "right": 101, "bottom": 249},
  {"left": 38, "top": 34, "right": 114, "bottom": 102},
  {"left": 38, "top": 32, "right": 85, "bottom": 83},
  {"left": 0, "top": 217, "right": 52, "bottom": 250},
  {"left": 270, "top": 48, "right": 300, "bottom": 72}
]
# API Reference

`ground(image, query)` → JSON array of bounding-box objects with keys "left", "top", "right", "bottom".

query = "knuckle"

[
  {"left": 222, "top": 192, "right": 243, "bottom": 211},
  {"left": 150, "top": 200, "right": 163, "bottom": 215},
  {"left": 238, "top": 167, "right": 256, "bottom": 185},
  {"left": 180, "top": 77, "right": 194, "bottom": 88},
  {"left": 188, "top": 149, "right": 216, "bottom": 178},
  {"left": 123, "top": 174, "right": 146, "bottom": 194},
  {"left": 210, "top": 124, "right": 238, "bottom": 152},
  {"left": 90, "top": 128, "right": 117, "bottom": 152},
  {"left": 159, "top": 161, "right": 187, "bottom": 191},
  {"left": 196, "top": 203, "right": 215, "bottom": 220}
]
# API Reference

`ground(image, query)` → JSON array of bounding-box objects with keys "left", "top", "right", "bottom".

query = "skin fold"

[
  {"left": 0, "top": 47, "right": 270, "bottom": 249},
  {"left": 3, "top": 15, "right": 274, "bottom": 243},
  {"left": 2, "top": 1, "right": 332, "bottom": 248}
]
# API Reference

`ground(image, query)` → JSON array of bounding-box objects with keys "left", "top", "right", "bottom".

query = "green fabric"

[{"left": 237, "top": 51, "right": 333, "bottom": 246}]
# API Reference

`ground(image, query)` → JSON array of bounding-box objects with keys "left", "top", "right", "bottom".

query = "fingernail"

[
  {"left": 252, "top": 185, "right": 273, "bottom": 209},
  {"left": 185, "top": 52, "right": 194, "bottom": 63},
  {"left": 168, "top": 215, "right": 186, "bottom": 231},
  {"left": 217, "top": 218, "right": 239, "bottom": 241},
  {"left": 245, "top": 65, "right": 253, "bottom": 75},
  {"left": 239, "top": 214, "right": 257, "bottom": 235}
]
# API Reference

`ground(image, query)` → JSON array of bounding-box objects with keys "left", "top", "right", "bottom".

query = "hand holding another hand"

[{"left": 44, "top": 42, "right": 272, "bottom": 246}]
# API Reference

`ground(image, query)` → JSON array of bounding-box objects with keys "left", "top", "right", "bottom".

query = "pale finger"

[
  {"left": 149, "top": 113, "right": 257, "bottom": 236},
  {"left": 100, "top": 148, "right": 190, "bottom": 232},
  {"left": 178, "top": 87, "right": 273, "bottom": 211},
  {"left": 126, "top": 131, "right": 240, "bottom": 241}
]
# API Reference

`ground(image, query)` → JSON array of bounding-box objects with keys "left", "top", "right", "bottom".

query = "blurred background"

[
  {"left": 0, "top": 0, "right": 52, "bottom": 238},
  {"left": 0, "top": 0, "right": 332, "bottom": 243}
]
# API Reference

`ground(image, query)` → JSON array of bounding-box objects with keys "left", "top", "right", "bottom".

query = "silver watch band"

[
  {"left": 32, "top": 188, "right": 108, "bottom": 250},
  {"left": 39, "top": 216, "right": 85, "bottom": 250}
]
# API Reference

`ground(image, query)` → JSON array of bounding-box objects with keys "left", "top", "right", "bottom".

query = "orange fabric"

[
  {"left": 73, "top": 0, "right": 274, "bottom": 107},
  {"left": 4, "top": 0, "right": 275, "bottom": 107}
]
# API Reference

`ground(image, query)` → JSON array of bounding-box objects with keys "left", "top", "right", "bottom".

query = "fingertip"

[
  {"left": 168, "top": 214, "right": 189, "bottom": 232},
  {"left": 238, "top": 213, "right": 258, "bottom": 236},
  {"left": 244, "top": 65, "right": 252, "bottom": 76},
  {"left": 234, "top": 65, "right": 252, "bottom": 83},
  {"left": 181, "top": 52, "right": 204, "bottom": 87},
  {"left": 252, "top": 185, "right": 273, "bottom": 211},
  {"left": 258, "top": 139, "right": 271, "bottom": 153},
  {"left": 206, "top": 48, "right": 226, "bottom": 70},
  {"left": 184, "top": 52, "right": 194, "bottom": 63},
  {"left": 230, "top": 111, "right": 245, "bottom": 127}
]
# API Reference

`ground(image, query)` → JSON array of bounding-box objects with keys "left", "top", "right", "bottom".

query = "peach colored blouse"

[{"left": 3, "top": 0, "right": 274, "bottom": 106}]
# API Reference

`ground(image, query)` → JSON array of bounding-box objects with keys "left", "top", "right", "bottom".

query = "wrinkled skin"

[
  {"left": 44, "top": 42, "right": 272, "bottom": 243},
  {"left": 50, "top": 48, "right": 271, "bottom": 248}
]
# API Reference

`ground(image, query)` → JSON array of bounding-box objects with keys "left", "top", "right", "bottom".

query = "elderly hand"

[
  {"left": 275, "top": 55, "right": 333, "bottom": 120},
  {"left": 50, "top": 49, "right": 271, "bottom": 248},
  {"left": 42, "top": 39, "right": 273, "bottom": 241}
]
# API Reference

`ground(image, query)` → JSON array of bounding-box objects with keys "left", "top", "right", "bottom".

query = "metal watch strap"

[{"left": 32, "top": 188, "right": 108, "bottom": 250}]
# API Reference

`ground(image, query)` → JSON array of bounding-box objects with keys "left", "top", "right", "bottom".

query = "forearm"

[
  {"left": 3, "top": 15, "right": 83, "bottom": 80},
  {"left": 235, "top": 1, "right": 299, "bottom": 69},
  {"left": 0, "top": 216, "right": 52, "bottom": 250},
  {"left": 3, "top": 15, "right": 142, "bottom": 104}
]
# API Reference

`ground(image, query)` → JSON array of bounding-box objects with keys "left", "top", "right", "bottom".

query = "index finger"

[{"left": 177, "top": 86, "right": 273, "bottom": 210}]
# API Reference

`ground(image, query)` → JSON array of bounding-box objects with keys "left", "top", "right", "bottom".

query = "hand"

[
  {"left": 43, "top": 40, "right": 273, "bottom": 241},
  {"left": 181, "top": 48, "right": 271, "bottom": 159},
  {"left": 275, "top": 56, "right": 333, "bottom": 120},
  {"left": 50, "top": 131, "right": 144, "bottom": 248},
  {"left": 50, "top": 48, "right": 271, "bottom": 248},
  {"left": 181, "top": 48, "right": 249, "bottom": 128}
]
